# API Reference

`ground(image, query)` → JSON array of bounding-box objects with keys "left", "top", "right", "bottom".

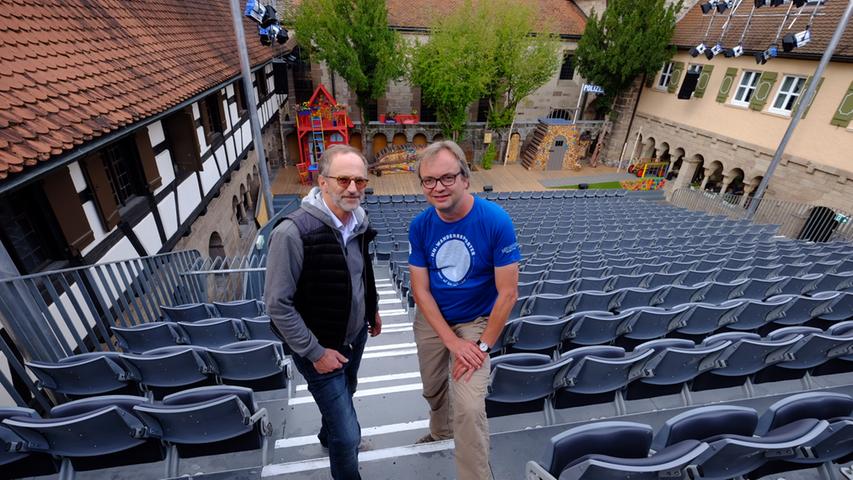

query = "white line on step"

[
  {"left": 295, "top": 371, "right": 421, "bottom": 392},
  {"left": 289, "top": 382, "right": 423, "bottom": 405},
  {"left": 263, "top": 440, "right": 454, "bottom": 476},
  {"left": 365, "top": 342, "right": 416, "bottom": 352},
  {"left": 380, "top": 325, "right": 412, "bottom": 333},
  {"left": 378, "top": 298, "right": 402, "bottom": 305},
  {"left": 378, "top": 308, "right": 407, "bottom": 316},
  {"left": 377, "top": 289, "right": 397, "bottom": 295},
  {"left": 375, "top": 282, "right": 393, "bottom": 288},
  {"left": 362, "top": 348, "right": 418, "bottom": 360},
  {"left": 275, "top": 419, "right": 430, "bottom": 449}
]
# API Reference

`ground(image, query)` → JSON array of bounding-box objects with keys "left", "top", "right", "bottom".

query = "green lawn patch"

[{"left": 551, "top": 181, "right": 625, "bottom": 190}]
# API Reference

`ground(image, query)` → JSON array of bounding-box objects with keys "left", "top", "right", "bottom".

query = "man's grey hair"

[
  {"left": 416, "top": 141, "right": 471, "bottom": 179},
  {"left": 318, "top": 144, "right": 368, "bottom": 176}
]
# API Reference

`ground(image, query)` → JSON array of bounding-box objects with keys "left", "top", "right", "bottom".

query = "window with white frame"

[
  {"left": 657, "top": 62, "right": 674, "bottom": 89},
  {"left": 769, "top": 75, "right": 806, "bottom": 115},
  {"left": 732, "top": 71, "right": 761, "bottom": 107}
]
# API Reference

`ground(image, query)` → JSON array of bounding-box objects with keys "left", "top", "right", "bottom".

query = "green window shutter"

[
  {"left": 831, "top": 80, "right": 853, "bottom": 128},
  {"left": 667, "top": 62, "right": 684, "bottom": 94},
  {"left": 693, "top": 65, "right": 714, "bottom": 98},
  {"left": 717, "top": 67, "right": 738, "bottom": 103},
  {"left": 749, "top": 71, "right": 778, "bottom": 111},
  {"left": 791, "top": 76, "right": 824, "bottom": 119}
]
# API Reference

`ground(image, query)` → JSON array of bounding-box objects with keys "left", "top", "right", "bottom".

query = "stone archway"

[
  {"left": 702, "top": 161, "right": 724, "bottom": 192},
  {"left": 413, "top": 133, "right": 428, "bottom": 146},
  {"left": 668, "top": 147, "right": 686, "bottom": 180},
  {"left": 432, "top": 133, "right": 444, "bottom": 142},
  {"left": 392, "top": 133, "right": 407, "bottom": 146},
  {"left": 349, "top": 132, "right": 363, "bottom": 152},
  {"left": 209, "top": 231, "right": 226, "bottom": 258},
  {"left": 641, "top": 137, "right": 656, "bottom": 160},
  {"left": 372, "top": 133, "right": 388, "bottom": 158},
  {"left": 723, "top": 168, "right": 745, "bottom": 195}
]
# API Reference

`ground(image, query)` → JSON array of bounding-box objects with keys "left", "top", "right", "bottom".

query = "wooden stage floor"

[{"left": 270, "top": 163, "right": 620, "bottom": 197}]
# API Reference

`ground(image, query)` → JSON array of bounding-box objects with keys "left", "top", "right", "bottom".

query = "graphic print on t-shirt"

[{"left": 430, "top": 233, "right": 476, "bottom": 286}]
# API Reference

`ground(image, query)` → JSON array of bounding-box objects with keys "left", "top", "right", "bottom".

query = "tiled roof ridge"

[{"left": 0, "top": 0, "right": 280, "bottom": 181}]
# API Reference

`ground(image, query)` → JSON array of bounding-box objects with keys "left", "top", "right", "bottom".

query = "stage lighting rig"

[
  {"left": 724, "top": 44, "right": 745, "bottom": 57},
  {"left": 690, "top": 42, "right": 707, "bottom": 57},
  {"left": 706, "top": 42, "right": 725, "bottom": 60},
  {"left": 783, "top": 28, "right": 811, "bottom": 52}
]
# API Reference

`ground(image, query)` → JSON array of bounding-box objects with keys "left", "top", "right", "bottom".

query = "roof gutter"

[{"left": 0, "top": 60, "right": 275, "bottom": 196}]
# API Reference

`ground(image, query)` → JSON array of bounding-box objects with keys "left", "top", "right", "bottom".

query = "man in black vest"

[{"left": 265, "top": 145, "right": 380, "bottom": 480}]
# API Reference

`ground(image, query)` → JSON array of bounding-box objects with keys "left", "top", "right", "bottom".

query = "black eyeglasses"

[
  {"left": 323, "top": 175, "right": 370, "bottom": 189},
  {"left": 420, "top": 171, "right": 463, "bottom": 189}
]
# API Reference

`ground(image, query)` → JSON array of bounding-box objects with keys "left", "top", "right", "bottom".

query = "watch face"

[{"left": 479, "top": 342, "right": 489, "bottom": 352}]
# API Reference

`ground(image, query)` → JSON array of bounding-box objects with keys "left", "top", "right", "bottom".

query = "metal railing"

[
  {"left": 183, "top": 255, "right": 267, "bottom": 303},
  {"left": 669, "top": 188, "right": 853, "bottom": 242}
]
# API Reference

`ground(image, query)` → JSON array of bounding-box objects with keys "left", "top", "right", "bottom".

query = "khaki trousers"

[{"left": 414, "top": 311, "right": 492, "bottom": 480}]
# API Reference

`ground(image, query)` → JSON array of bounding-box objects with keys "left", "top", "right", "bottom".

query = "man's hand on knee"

[
  {"left": 313, "top": 348, "right": 348, "bottom": 374},
  {"left": 452, "top": 358, "right": 477, "bottom": 383},
  {"left": 447, "top": 337, "right": 486, "bottom": 371}
]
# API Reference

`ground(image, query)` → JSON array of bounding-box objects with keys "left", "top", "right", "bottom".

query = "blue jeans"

[{"left": 291, "top": 325, "right": 367, "bottom": 480}]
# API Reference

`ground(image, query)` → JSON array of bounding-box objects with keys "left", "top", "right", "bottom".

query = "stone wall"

[
  {"left": 632, "top": 113, "right": 853, "bottom": 213},
  {"left": 529, "top": 125, "right": 580, "bottom": 171}
]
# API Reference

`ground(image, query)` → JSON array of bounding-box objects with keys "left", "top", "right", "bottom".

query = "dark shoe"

[{"left": 415, "top": 432, "right": 451, "bottom": 444}]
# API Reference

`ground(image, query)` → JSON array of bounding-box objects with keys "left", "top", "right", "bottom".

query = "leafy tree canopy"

[
  {"left": 294, "top": 0, "right": 404, "bottom": 127},
  {"left": 575, "top": 0, "right": 682, "bottom": 113}
]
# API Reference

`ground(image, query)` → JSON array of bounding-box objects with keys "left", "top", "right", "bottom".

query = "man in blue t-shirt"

[{"left": 408, "top": 141, "right": 520, "bottom": 480}]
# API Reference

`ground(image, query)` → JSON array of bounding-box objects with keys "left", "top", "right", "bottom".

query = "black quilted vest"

[{"left": 287, "top": 208, "right": 378, "bottom": 350}]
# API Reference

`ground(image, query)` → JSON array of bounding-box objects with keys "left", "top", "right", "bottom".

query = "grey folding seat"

[
  {"left": 615, "top": 285, "right": 669, "bottom": 311},
  {"left": 645, "top": 272, "right": 685, "bottom": 289},
  {"left": 562, "top": 310, "right": 633, "bottom": 347},
  {"left": 697, "top": 279, "right": 748, "bottom": 304},
  {"left": 133, "top": 385, "right": 271, "bottom": 477},
  {"left": 510, "top": 296, "right": 530, "bottom": 320},
  {"left": 27, "top": 352, "right": 133, "bottom": 397},
  {"left": 579, "top": 259, "right": 605, "bottom": 269},
  {"left": 627, "top": 338, "right": 731, "bottom": 399},
  {"left": 524, "top": 261, "right": 552, "bottom": 272},
  {"left": 735, "top": 277, "right": 787, "bottom": 301},
  {"left": 112, "top": 322, "right": 184, "bottom": 353},
  {"left": 668, "top": 260, "right": 700, "bottom": 274},
  {"left": 508, "top": 316, "right": 570, "bottom": 354},
  {"left": 605, "top": 264, "right": 638, "bottom": 277},
  {"left": 677, "top": 269, "right": 718, "bottom": 287},
  {"left": 767, "top": 291, "right": 841, "bottom": 327},
  {"left": 3, "top": 395, "right": 163, "bottom": 472},
  {"left": 552, "top": 260, "right": 578, "bottom": 270},
  {"left": 714, "top": 266, "right": 752, "bottom": 283},
  {"left": 517, "top": 281, "right": 540, "bottom": 298},
  {"left": 652, "top": 405, "right": 758, "bottom": 453},
  {"left": 119, "top": 346, "right": 213, "bottom": 399},
  {"left": 486, "top": 353, "right": 570, "bottom": 417},
  {"left": 539, "top": 242, "right": 561, "bottom": 255},
  {"left": 520, "top": 270, "right": 547, "bottom": 283},
  {"left": 214, "top": 299, "right": 264, "bottom": 318},
  {"left": 539, "top": 280, "right": 573, "bottom": 296},
  {"left": 747, "top": 265, "right": 782, "bottom": 280},
  {"left": 598, "top": 239, "right": 619, "bottom": 251},
  {"left": 207, "top": 340, "right": 289, "bottom": 389},
  {"left": 655, "top": 284, "right": 706, "bottom": 309},
  {"left": 567, "top": 290, "right": 621, "bottom": 314},
  {"left": 819, "top": 291, "right": 853, "bottom": 321},
  {"left": 695, "top": 259, "right": 726, "bottom": 271},
  {"left": 749, "top": 392, "right": 853, "bottom": 479},
  {"left": 161, "top": 303, "right": 214, "bottom": 323},
  {"left": 806, "top": 260, "right": 843, "bottom": 275},
  {"left": 776, "top": 263, "right": 810, "bottom": 277},
  {"left": 672, "top": 302, "right": 741, "bottom": 336},
  {"left": 557, "top": 346, "right": 654, "bottom": 397},
  {"left": 526, "top": 421, "right": 706, "bottom": 480},
  {"left": 545, "top": 269, "right": 576, "bottom": 282},
  {"left": 812, "top": 271, "right": 853, "bottom": 293},
  {"left": 636, "top": 262, "right": 669, "bottom": 275},
  {"left": 576, "top": 266, "right": 610, "bottom": 278},
  {"left": 178, "top": 318, "right": 244, "bottom": 348},
  {"left": 717, "top": 297, "right": 781, "bottom": 332},
  {"left": 748, "top": 255, "right": 782, "bottom": 268},
  {"left": 763, "top": 326, "right": 853, "bottom": 372},
  {"left": 619, "top": 305, "right": 692, "bottom": 342},
  {"left": 572, "top": 276, "right": 612, "bottom": 293},
  {"left": 527, "top": 295, "right": 572, "bottom": 318},
  {"left": 836, "top": 258, "right": 853, "bottom": 273},
  {"left": 0, "top": 407, "right": 58, "bottom": 478},
  {"left": 693, "top": 332, "right": 800, "bottom": 390},
  {"left": 606, "top": 273, "right": 648, "bottom": 292},
  {"left": 241, "top": 315, "right": 282, "bottom": 342}
]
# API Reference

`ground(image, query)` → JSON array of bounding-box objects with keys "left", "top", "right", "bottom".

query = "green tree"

[
  {"left": 409, "top": 1, "right": 493, "bottom": 140},
  {"left": 294, "top": 0, "right": 404, "bottom": 129},
  {"left": 575, "top": 0, "right": 682, "bottom": 115}
]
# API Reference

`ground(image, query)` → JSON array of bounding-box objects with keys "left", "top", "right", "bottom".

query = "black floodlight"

[
  {"left": 793, "top": 0, "right": 807, "bottom": 6},
  {"left": 275, "top": 27, "right": 289, "bottom": 45},
  {"left": 261, "top": 4, "right": 278, "bottom": 27},
  {"left": 717, "top": 0, "right": 732, "bottom": 13},
  {"left": 754, "top": 45, "right": 778, "bottom": 64},
  {"left": 706, "top": 42, "right": 725, "bottom": 60},
  {"left": 690, "top": 42, "right": 707, "bottom": 57},
  {"left": 259, "top": 26, "right": 272, "bottom": 46},
  {"left": 771, "top": 0, "right": 786, "bottom": 5},
  {"left": 724, "top": 44, "right": 745, "bottom": 57},
  {"left": 701, "top": 1, "right": 715, "bottom": 13},
  {"left": 755, "top": 0, "right": 767, "bottom": 7},
  {"left": 783, "top": 29, "right": 811, "bottom": 52}
]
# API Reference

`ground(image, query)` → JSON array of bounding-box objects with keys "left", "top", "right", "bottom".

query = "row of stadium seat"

[
  {"left": 159, "top": 299, "right": 264, "bottom": 323},
  {"left": 113, "top": 315, "right": 279, "bottom": 353},
  {"left": 526, "top": 391, "right": 853, "bottom": 480},
  {"left": 486, "top": 324, "right": 853, "bottom": 418}
]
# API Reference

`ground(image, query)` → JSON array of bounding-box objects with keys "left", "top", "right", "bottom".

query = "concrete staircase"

[{"left": 520, "top": 121, "right": 549, "bottom": 170}]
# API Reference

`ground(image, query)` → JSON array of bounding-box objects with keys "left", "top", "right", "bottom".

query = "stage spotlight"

[
  {"left": 701, "top": 1, "right": 715, "bottom": 14},
  {"left": 724, "top": 44, "right": 744, "bottom": 58},
  {"left": 716, "top": 0, "right": 732, "bottom": 13},
  {"left": 771, "top": 0, "right": 786, "bottom": 5},
  {"left": 754, "top": 45, "right": 778, "bottom": 64},
  {"left": 783, "top": 29, "right": 811, "bottom": 52},
  {"left": 261, "top": 5, "right": 278, "bottom": 27},
  {"left": 706, "top": 42, "right": 725, "bottom": 60},
  {"left": 690, "top": 42, "right": 707, "bottom": 58},
  {"left": 259, "top": 26, "right": 272, "bottom": 46},
  {"left": 275, "top": 27, "right": 289, "bottom": 45},
  {"left": 793, "top": 0, "right": 807, "bottom": 6}
]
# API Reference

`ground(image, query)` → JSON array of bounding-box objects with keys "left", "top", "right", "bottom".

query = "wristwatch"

[{"left": 476, "top": 339, "right": 490, "bottom": 353}]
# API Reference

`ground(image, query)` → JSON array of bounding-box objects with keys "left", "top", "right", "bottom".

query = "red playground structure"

[{"left": 295, "top": 84, "right": 353, "bottom": 181}]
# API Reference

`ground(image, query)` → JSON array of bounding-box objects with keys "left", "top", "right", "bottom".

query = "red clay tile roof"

[
  {"left": 0, "top": 0, "right": 280, "bottom": 181},
  {"left": 673, "top": 1, "right": 852, "bottom": 59}
]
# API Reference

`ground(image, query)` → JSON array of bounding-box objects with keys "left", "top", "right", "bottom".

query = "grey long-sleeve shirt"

[{"left": 264, "top": 187, "right": 372, "bottom": 362}]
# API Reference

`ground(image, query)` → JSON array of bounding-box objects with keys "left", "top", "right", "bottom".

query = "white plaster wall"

[
  {"left": 215, "top": 145, "right": 228, "bottom": 174},
  {"left": 177, "top": 176, "right": 202, "bottom": 223},
  {"left": 133, "top": 213, "right": 163, "bottom": 256},
  {"left": 88, "top": 237, "right": 139, "bottom": 308},
  {"left": 154, "top": 150, "right": 175, "bottom": 195},
  {"left": 80, "top": 201, "right": 113, "bottom": 257},
  {"left": 157, "top": 192, "right": 178, "bottom": 238},
  {"left": 226, "top": 137, "right": 236, "bottom": 164},
  {"left": 147, "top": 120, "right": 166, "bottom": 146},
  {"left": 200, "top": 157, "right": 219, "bottom": 195},
  {"left": 196, "top": 124, "right": 209, "bottom": 155},
  {"left": 67, "top": 162, "right": 86, "bottom": 192},
  {"left": 242, "top": 123, "right": 252, "bottom": 151},
  {"left": 46, "top": 282, "right": 97, "bottom": 349}
]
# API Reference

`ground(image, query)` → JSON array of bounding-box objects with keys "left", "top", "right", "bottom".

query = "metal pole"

[
  {"left": 747, "top": 0, "right": 853, "bottom": 219},
  {"left": 229, "top": 0, "right": 275, "bottom": 218}
]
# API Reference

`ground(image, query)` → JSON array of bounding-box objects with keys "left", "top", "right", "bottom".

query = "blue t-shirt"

[{"left": 408, "top": 196, "right": 521, "bottom": 324}]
